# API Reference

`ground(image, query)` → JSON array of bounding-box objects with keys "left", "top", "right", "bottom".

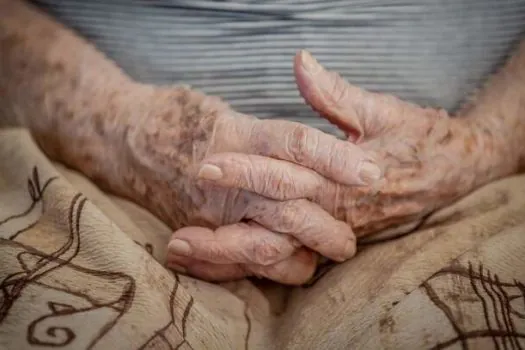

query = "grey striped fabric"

[{"left": 32, "top": 0, "right": 525, "bottom": 135}]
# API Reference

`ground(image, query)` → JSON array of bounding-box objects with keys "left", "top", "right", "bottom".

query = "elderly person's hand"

[
  {"left": 167, "top": 51, "right": 521, "bottom": 283},
  {"left": 1, "top": 1, "right": 379, "bottom": 285},
  {"left": 113, "top": 83, "right": 379, "bottom": 284},
  {"left": 0, "top": 0, "right": 379, "bottom": 285}
]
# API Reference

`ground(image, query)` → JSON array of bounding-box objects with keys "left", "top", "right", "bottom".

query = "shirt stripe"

[{"left": 31, "top": 0, "right": 525, "bottom": 135}]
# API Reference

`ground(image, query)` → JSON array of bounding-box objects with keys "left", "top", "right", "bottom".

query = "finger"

[
  {"left": 246, "top": 198, "right": 356, "bottom": 262},
  {"left": 166, "top": 248, "right": 317, "bottom": 285},
  {"left": 247, "top": 248, "right": 317, "bottom": 285},
  {"left": 294, "top": 50, "right": 424, "bottom": 141},
  {"left": 166, "top": 254, "right": 248, "bottom": 281},
  {"left": 168, "top": 221, "right": 300, "bottom": 266},
  {"left": 197, "top": 152, "right": 331, "bottom": 200},
  {"left": 250, "top": 117, "right": 381, "bottom": 186},
  {"left": 216, "top": 109, "right": 382, "bottom": 186}
]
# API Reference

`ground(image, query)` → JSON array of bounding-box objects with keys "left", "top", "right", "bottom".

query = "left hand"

[{"left": 166, "top": 51, "right": 517, "bottom": 284}]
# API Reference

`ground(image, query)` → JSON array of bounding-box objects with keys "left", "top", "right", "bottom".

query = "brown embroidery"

[
  {"left": 133, "top": 240, "right": 154, "bottom": 256},
  {"left": 137, "top": 274, "right": 194, "bottom": 350},
  {"left": 421, "top": 262, "right": 525, "bottom": 349},
  {"left": 0, "top": 166, "right": 199, "bottom": 349},
  {"left": 0, "top": 169, "right": 137, "bottom": 348}
]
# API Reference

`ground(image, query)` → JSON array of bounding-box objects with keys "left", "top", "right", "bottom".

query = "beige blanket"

[{"left": 1, "top": 128, "right": 524, "bottom": 350}]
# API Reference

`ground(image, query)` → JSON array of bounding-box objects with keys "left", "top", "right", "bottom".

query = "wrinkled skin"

[
  {"left": 166, "top": 51, "right": 521, "bottom": 284},
  {"left": 1, "top": 2, "right": 523, "bottom": 286},
  {"left": 120, "top": 84, "right": 383, "bottom": 284},
  {"left": 1, "top": 1, "right": 382, "bottom": 285}
]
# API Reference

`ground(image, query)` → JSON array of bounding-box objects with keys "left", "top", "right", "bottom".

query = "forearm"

[
  {"left": 460, "top": 39, "right": 525, "bottom": 175},
  {"left": 0, "top": 0, "right": 151, "bottom": 181}
]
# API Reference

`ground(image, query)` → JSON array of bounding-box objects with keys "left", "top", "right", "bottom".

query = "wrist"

[
  {"left": 123, "top": 84, "right": 226, "bottom": 175},
  {"left": 118, "top": 84, "right": 232, "bottom": 210},
  {"left": 457, "top": 113, "right": 521, "bottom": 187},
  {"left": 34, "top": 80, "right": 148, "bottom": 194},
  {"left": 456, "top": 41, "right": 525, "bottom": 174},
  {"left": 117, "top": 85, "right": 235, "bottom": 228}
]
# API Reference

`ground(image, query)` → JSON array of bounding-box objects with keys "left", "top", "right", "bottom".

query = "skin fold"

[{"left": 1, "top": 0, "right": 524, "bottom": 284}]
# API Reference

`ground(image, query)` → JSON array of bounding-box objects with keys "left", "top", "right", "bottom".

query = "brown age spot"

[
  {"left": 438, "top": 129, "right": 453, "bottom": 145},
  {"left": 176, "top": 89, "right": 190, "bottom": 105},
  {"left": 52, "top": 99, "right": 73, "bottom": 120},
  {"left": 183, "top": 105, "right": 202, "bottom": 122},
  {"left": 36, "top": 25, "right": 57, "bottom": 42},
  {"left": 80, "top": 153, "right": 94, "bottom": 168},
  {"left": 53, "top": 99, "right": 64, "bottom": 113},
  {"left": 176, "top": 139, "right": 194, "bottom": 161},
  {"left": 19, "top": 59, "right": 28, "bottom": 70},
  {"left": 69, "top": 76, "right": 78, "bottom": 89},
  {"left": 463, "top": 132, "right": 476, "bottom": 154},
  {"left": 1, "top": 33, "right": 24, "bottom": 52},
  {"left": 257, "top": 138, "right": 271, "bottom": 155},
  {"left": 64, "top": 110, "right": 74, "bottom": 120},
  {"left": 50, "top": 61, "right": 65, "bottom": 73},
  {"left": 92, "top": 113, "right": 105, "bottom": 135},
  {"left": 162, "top": 111, "right": 172, "bottom": 123}
]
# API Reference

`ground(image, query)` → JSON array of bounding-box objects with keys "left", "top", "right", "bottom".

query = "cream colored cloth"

[{"left": 1, "top": 128, "right": 524, "bottom": 350}]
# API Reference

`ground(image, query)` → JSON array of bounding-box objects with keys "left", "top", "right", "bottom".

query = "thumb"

[{"left": 294, "top": 50, "right": 416, "bottom": 142}]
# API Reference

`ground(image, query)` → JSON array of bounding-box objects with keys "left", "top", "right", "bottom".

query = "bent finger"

[
  {"left": 294, "top": 50, "right": 424, "bottom": 141},
  {"left": 166, "top": 254, "right": 247, "bottom": 281},
  {"left": 247, "top": 248, "right": 317, "bottom": 285},
  {"left": 249, "top": 118, "right": 380, "bottom": 186},
  {"left": 247, "top": 198, "right": 357, "bottom": 262},
  {"left": 197, "top": 152, "right": 329, "bottom": 200},
  {"left": 166, "top": 248, "right": 317, "bottom": 285},
  {"left": 168, "top": 221, "right": 300, "bottom": 266}
]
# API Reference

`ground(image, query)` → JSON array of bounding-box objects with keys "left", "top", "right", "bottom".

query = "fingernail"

[
  {"left": 168, "top": 239, "right": 192, "bottom": 256},
  {"left": 358, "top": 161, "right": 381, "bottom": 184},
  {"left": 300, "top": 50, "right": 322, "bottom": 75},
  {"left": 339, "top": 239, "right": 356, "bottom": 262},
  {"left": 197, "top": 164, "right": 223, "bottom": 181}
]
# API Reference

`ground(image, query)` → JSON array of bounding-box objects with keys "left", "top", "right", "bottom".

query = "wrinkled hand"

[
  {"left": 111, "top": 84, "right": 379, "bottom": 284},
  {"left": 167, "top": 51, "right": 511, "bottom": 284}
]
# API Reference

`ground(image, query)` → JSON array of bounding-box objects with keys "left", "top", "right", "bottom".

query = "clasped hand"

[{"left": 121, "top": 52, "right": 489, "bottom": 285}]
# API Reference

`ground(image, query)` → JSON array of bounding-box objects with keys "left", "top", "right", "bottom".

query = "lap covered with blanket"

[{"left": 1, "top": 129, "right": 524, "bottom": 349}]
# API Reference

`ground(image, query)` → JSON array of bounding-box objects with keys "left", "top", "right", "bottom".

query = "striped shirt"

[{"left": 32, "top": 0, "right": 525, "bottom": 135}]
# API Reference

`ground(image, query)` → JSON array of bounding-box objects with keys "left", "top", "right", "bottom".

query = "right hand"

[
  {"left": 109, "top": 84, "right": 380, "bottom": 284},
  {"left": 172, "top": 50, "right": 518, "bottom": 284}
]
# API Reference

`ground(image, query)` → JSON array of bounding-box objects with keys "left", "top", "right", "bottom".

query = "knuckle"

[
  {"left": 286, "top": 124, "right": 311, "bottom": 164},
  {"left": 251, "top": 241, "right": 284, "bottom": 266},
  {"left": 273, "top": 169, "right": 295, "bottom": 199},
  {"left": 277, "top": 200, "right": 306, "bottom": 233},
  {"left": 326, "top": 142, "right": 347, "bottom": 174},
  {"left": 263, "top": 167, "right": 294, "bottom": 200},
  {"left": 260, "top": 169, "right": 276, "bottom": 197},
  {"left": 206, "top": 245, "right": 224, "bottom": 260},
  {"left": 249, "top": 119, "right": 271, "bottom": 154},
  {"left": 236, "top": 156, "right": 256, "bottom": 189}
]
